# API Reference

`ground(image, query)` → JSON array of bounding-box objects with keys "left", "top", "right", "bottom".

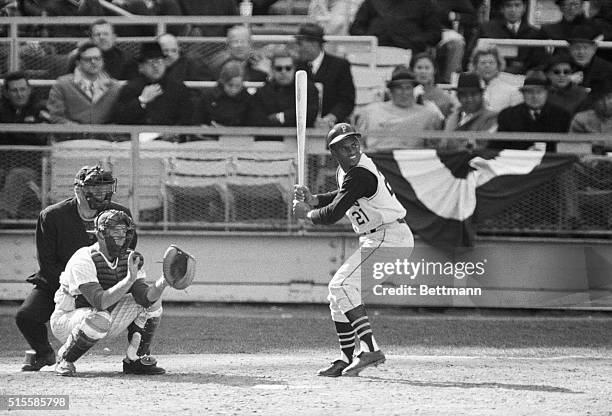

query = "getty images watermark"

[{"left": 361, "top": 248, "right": 486, "bottom": 299}]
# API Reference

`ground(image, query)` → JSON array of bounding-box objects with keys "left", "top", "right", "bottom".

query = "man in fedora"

[
  {"left": 444, "top": 72, "right": 498, "bottom": 149},
  {"left": 295, "top": 22, "right": 356, "bottom": 129},
  {"left": 113, "top": 42, "right": 193, "bottom": 126},
  {"left": 355, "top": 65, "right": 443, "bottom": 149},
  {"left": 493, "top": 70, "right": 571, "bottom": 151},
  {"left": 567, "top": 25, "right": 612, "bottom": 91}
]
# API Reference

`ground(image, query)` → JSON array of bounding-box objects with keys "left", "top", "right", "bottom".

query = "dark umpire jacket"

[
  {"left": 248, "top": 78, "right": 319, "bottom": 127},
  {"left": 297, "top": 53, "right": 356, "bottom": 123},
  {"left": 493, "top": 101, "right": 571, "bottom": 152},
  {"left": 29, "top": 197, "right": 136, "bottom": 291},
  {"left": 113, "top": 73, "right": 194, "bottom": 125}
]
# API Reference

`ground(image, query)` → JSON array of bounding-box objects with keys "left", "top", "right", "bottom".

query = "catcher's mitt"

[{"left": 162, "top": 245, "right": 196, "bottom": 290}]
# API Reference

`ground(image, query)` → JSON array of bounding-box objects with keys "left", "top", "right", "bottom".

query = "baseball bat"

[{"left": 295, "top": 70, "right": 307, "bottom": 187}]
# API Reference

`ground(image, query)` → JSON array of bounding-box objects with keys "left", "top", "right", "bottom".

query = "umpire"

[{"left": 15, "top": 165, "right": 136, "bottom": 371}]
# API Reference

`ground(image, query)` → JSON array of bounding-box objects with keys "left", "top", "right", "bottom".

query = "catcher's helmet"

[
  {"left": 326, "top": 123, "right": 361, "bottom": 148},
  {"left": 94, "top": 209, "right": 134, "bottom": 258},
  {"left": 75, "top": 165, "right": 116, "bottom": 211}
]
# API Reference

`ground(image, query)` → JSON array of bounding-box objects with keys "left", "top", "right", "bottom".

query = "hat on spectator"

[
  {"left": 386, "top": 65, "right": 417, "bottom": 88},
  {"left": 138, "top": 42, "right": 165, "bottom": 62},
  {"left": 544, "top": 53, "right": 575, "bottom": 72},
  {"left": 295, "top": 23, "right": 326, "bottom": 43},
  {"left": 451, "top": 72, "right": 484, "bottom": 92},
  {"left": 567, "top": 25, "right": 600, "bottom": 45},
  {"left": 519, "top": 71, "right": 549, "bottom": 91}
]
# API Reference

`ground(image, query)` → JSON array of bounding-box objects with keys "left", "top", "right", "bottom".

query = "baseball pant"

[
  {"left": 15, "top": 285, "right": 56, "bottom": 355},
  {"left": 50, "top": 294, "right": 163, "bottom": 344},
  {"left": 328, "top": 222, "right": 414, "bottom": 322}
]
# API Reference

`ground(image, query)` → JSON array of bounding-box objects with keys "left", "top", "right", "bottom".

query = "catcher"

[{"left": 50, "top": 209, "right": 195, "bottom": 376}]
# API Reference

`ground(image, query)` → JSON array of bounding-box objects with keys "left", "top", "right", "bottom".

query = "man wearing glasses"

[
  {"left": 47, "top": 42, "right": 122, "bottom": 125},
  {"left": 113, "top": 42, "right": 193, "bottom": 126},
  {"left": 248, "top": 48, "right": 319, "bottom": 127}
]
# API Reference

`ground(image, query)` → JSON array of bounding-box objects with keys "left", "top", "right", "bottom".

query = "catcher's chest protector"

[{"left": 74, "top": 250, "right": 129, "bottom": 309}]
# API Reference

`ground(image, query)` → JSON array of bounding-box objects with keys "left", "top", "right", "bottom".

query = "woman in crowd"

[
  {"left": 545, "top": 53, "right": 589, "bottom": 116},
  {"left": 194, "top": 60, "right": 254, "bottom": 127},
  {"left": 410, "top": 52, "right": 457, "bottom": 118}
]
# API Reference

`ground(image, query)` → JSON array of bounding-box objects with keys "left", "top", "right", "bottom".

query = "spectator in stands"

[
  {"left": 110, "top": 0, "right": 183, "bottom": 37},
  {"left": 16, "top": 0, "right": 102, "bottom": 36},
  {"left": 248, "top": 48, "right": 319, "bottom": 127},
  {"left": 0, "top": 71, "right": 48, "bottom": 135},
  {"left": 208, "top": 25, "right": 269, "bottom": 82},
  {"left": 355, "top": 66, "right": 443, "bottom": 149},
  {"left": 444, "top": 72, "right": 498, "bottom": 149},
  {"left": 545, "top": 53, "right": 589, "bottom": 115},
  {"left": 567, "top": 25, "right": 612, "bottom": 91},
  {"left": 591, "top": 0, "right": 612, "bottom": 61},
  {"left": 158, "top": 33, "right": 213, "bottom": 82},
  {"left": 308, "top": 0, "right": 364, "bottom": 35},
  {"left": 0, "top": 71, "right": 47, "bottom": 219},
  {"left": 47, "top": 42, "right": 122, "bottom": 125},
  {"left": 434, "top": 0, "right": 479, "bottom": 83},
  {"left": 177, "top": 0, "right": 237, "bottom": 37},
  {"left": 295, "top": 23, "right": 355, "bottom": 128},
  {"left": 410, "top": 52, "right": 458, "bottom": 118},
  {"left": 193, "top": 60, "right": 254, "bottom": 126},
  {"left": 67, "top": 19, "right": 139, "bottom": 80},
  {"left": 113, "top": 42, "right": 193, "bottom": 126},
  {"left": 471, "top": 45, "right": 523, "bottom": 112},
  {"left": 542, "top": 0, "right": 590, "bottom": 40},
  {"left": 468, "top": 0, "right": 543, "bottom": 74},
  {"left": 494, "top": 71, "right": 571, "bottom": 151},
  {"left": 349, "top": 0, "right": 442, "bottom": 55},
  {"left": 570, "top": 78, "right": 612, "bottom": 153}
]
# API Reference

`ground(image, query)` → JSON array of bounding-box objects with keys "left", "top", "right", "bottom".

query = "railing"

[
  {"left": 0, "top": 16, "right": 377, "bottom": 75},
  {"left": 476, "top": 37, "right": 612, "bottom": 61},
  {"left": 1, "top": 124, "right": 612, "bottom": 237}
]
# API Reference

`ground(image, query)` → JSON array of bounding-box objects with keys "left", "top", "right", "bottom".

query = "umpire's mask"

[
  {"left": 75, "top": 165, "right": 117, "bottom": 211},
  {"left": 94, "top": 209, "right": 134, "bottom": 259}
]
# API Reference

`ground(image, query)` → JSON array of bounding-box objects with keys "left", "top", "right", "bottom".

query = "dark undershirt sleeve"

[
  {"left": 129, "top": 279, "right": 153, "bottom": 308},
  {"left": 310, "top": 167, "right": 377, "bottom": 225},
  {"left": 79, "top": 282, "right": 105, "bottom": 310},
  {"left": 314, "top": 190, "right": 338, "bottom": 208}
]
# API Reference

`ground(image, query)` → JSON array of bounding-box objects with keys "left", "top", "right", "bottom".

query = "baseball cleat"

[
  {"left": 317, "top": 360, "right": 350, "bottom": 377},
  {"left": 341, "top": 350, "right": 385, "bottom": 377},
  {"left": 55, "top": 359, "right": 76, "bottom": 377},
  {"left": 123, "top": 356, "right": 166, "bottom": 375},
  {"left": 21, "top": 350, "right": 56, "bottom": 371}
]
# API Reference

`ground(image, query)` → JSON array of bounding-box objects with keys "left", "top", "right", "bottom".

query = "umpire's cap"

[{"left": 327, "top": 123, "right": 361, "bottom": 148}]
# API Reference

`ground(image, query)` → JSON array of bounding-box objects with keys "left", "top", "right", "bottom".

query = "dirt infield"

[{"left": 1, "top": 305, "right": 612, "bottom": 415}]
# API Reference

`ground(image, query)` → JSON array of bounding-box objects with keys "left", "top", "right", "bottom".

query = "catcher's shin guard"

[
  {"left": 127, "top": 316, "right": 160, "bottom": 357},
  {"left": 60, "top": 311, "right": 110, "bottom": 363},
  {"left": 60, "top": 329, "right": 100, "bottom": 363}
]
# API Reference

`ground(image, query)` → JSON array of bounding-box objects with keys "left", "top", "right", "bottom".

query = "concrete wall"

[{"left": 1, "top": 231, "right": 611, "bottom": 310}]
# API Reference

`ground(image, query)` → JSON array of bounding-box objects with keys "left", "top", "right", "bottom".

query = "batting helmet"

[
  {"left": 75, "top": 165, "right": 116, "bottom": 211},
  {"left": 94, "top": 209, "right": 134, "bottom": 259},
  {"left": 326, "top": 123, "right": 361, "bottom": 148}
]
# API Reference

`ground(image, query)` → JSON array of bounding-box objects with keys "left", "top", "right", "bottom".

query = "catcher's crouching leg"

[
  {"left": 123, "top": 304, "right": 165, "bottom": 375},
  {"left": 56, "top": 310, "right": 111, "bottom": 376}
]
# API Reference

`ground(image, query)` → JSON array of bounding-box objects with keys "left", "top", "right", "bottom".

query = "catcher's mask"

[
  {"left": 75, "top": 165, "right": 117, "bottom": 211},
  {"left": 94, "top": 209, "right": 134, "bottom": 259}
]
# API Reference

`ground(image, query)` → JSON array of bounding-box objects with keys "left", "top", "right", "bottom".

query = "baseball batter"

[
  {"left": 51, "top": 210, "right": 168, "bottom": 376},
  {"left": 293, "top": 123, "right": 414, "bottom": 377}
]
